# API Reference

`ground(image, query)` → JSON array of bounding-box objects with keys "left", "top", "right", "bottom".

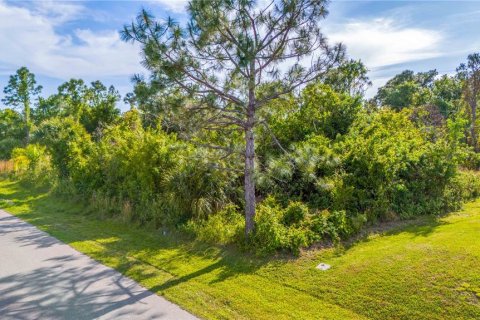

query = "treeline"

[{"left": 1, "top": 1, "right": 480, "bottom": 255}]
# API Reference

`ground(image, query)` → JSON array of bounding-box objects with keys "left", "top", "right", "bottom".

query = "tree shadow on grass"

[
  {"left": 0, "top": 180, "right": 270, "bottom": 296},
  {"left": 339, "top": 215, "right": 451, "bottom": 256}
]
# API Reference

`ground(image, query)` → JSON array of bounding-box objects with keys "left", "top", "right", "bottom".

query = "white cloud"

[
  {"left": 0, "top": 1, "right": 143, "bottom": 80},
  {"left": 28, "top": 0, "right": 86, "bottom": 25},
  {"left": 326, "top": 18, "right": 443, "bottom": 69},
  {"left": 149, "top": 0, "right": 189, "bottom": 13}
]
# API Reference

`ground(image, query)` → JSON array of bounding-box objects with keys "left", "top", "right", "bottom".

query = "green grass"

[{"left": 1, "top": 178, "right": 479, "bottom": 319}]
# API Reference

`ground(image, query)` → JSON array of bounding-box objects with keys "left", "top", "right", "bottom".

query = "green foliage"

[
  {"left": 2, "top": 67, "right": 42, "bottom": 142},
  {"left": 431, "top": 75, "right": 463, "bottom": 117},
  {"left": 282, "top": 201, "right": 309, "bottom": 226},
  {"left": 251, "top": 202, "right": 288, "bottom": 255},
  {"left": 80, "top": 81, "right": 121, "bottom": 134},
  {"left": 182, "top": 204, "right": 244, "bottom": 245},
  {"left": 340, "top": 109, "right": 459, "bottom": 220},
  {"left": 263, "top": 84, "right": 362, "bottom": 149},
  {"left": 374, "top": 69, "right": 437, "bottom": 110},
  {"left": 258, "top": 133, "right": 340, "bottom": 210},
  {"left": 323, "top": 59, "right": 371, "bottom": 96},
  {"left": 11, "top": 144, "right": 54, "bottom": 186},
  {"left": 308, "top": 210, "right": 349, "bottom": 241},
  {"left": 0, "top": 108, "right": 23, "bottom": 139},
  {"left": 444, "top": 170, "right": 480, "bottom": 208},
  {"left": 457, "top": 52, "right": 480, "bottom": 151},
  {"left": 300, "top": 83, "right": 363, "bottom": 139},
  {"left": 250, "top": 199, "right": 349, "bottom": 255},
  {"left": 0, "top": 108, "right": 27, "bottom": 159},
  {"left": 33, "top": 95, "right": 62, "bottom": 125},
  {"left": 33, "top": 117, "right": 93, "bottom": 178},
  {"left": 0, "top": 138, "right": 22, "bottom": 160},
  {"left": 48, "top": 79, "right": 121, "bottom": 134},
  {"left": 64, "top": 111, "right": 238, "bottom": 227}
]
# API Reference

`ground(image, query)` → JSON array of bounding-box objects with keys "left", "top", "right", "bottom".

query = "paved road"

[{"left": 0, "top": 210, "right": 198, "bottom": 320}]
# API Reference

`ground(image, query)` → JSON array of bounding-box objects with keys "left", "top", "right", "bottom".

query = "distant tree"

[
  {"left": 1, "top": 67, "right": 42, "bottom": 142},
  {"left": 56, "top": 79, "right": 89, "bottom": 122},
  {"left": 49, "top": 79, "right": 121, "bottom": 134},
  {"left": 431, "top": 75, "right": 462, "bottom": 117},
  {"left": 123, "top": 92, "right": 137, "bottom": 110},
  {"left": 457, "top": 53, "right": 480, "bottom": 152},
  {"left": 121, "top": 0, "right": 344, "bottom": 235},
  {"left": 81, "top": 81, "right": 121, "bottom": 134},
  {"left": 374, "top": 70, "right": 437, "bottom": 110},
  {"left": 33, "top": 95, "right": 62, "bottom": 125},
  {"left": 323, "top": 59, "right": 371, "bottom": 96},
  {"left": 0, "top": 108, "right": 24, "bottom": 159},
  {"left": 0, "top": 108, "right": 23, "bottom": 140}
]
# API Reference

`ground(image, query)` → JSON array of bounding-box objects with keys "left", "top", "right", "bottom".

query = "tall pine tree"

[{"left": 122, "top": 0, "right": 344, "bottom": 235}]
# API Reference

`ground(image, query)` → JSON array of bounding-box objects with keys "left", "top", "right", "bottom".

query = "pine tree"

[
  {"left": 457, "top": 53, "right": 480, "bottom": 152},
  {"left": 2, "top": 67, "right": 42, "bottom": 143},
  {"left": 122, "top": 0, "right": 344, "bottom": 235}
]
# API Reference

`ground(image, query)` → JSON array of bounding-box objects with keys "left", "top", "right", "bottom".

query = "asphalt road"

[{"left": 0, "top": 209, "right": 198, "bottom": 320}]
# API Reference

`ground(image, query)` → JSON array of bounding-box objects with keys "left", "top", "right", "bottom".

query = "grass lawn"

[{"left": 0, "top": 178, "right": 479, "bottom": 319}]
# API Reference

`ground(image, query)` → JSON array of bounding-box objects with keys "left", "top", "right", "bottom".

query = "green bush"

[
  {"left": 250, "top": 200, "right": 349, "bottom": 255},
  {"left": 257, "top": 134, "right": 340, "bottom": 209},
  {"left": 0, "top": 137, "right": 22, "bottom": 160},
  {"left": 251, "top": 203, "right": 287, "bottom": 255},
  {"left": 443, "top": 170, "right": 480, "bottom": 209},
  {"left": 308, "top": 210, "right": 349, "bottom": 242},
  {"left": 340, "top": 109, "right": 459, "bottom": 220},
  {"left": 285, "top": 227, "right": 312, "bottom": 255},
  {"left": 182, "top": 204, "right": 244, "bottom": 245},
  {"left": 33, "top": 117, "right": 93, "bottom": 180},
  {"left": 282, "top": 201, "right": 309, "bottom": 226},
  {"left": 51, "top": 111, "right": 238, "bottom": 227},
  {"left": 11, "top": 144, "right": 55, "bottom": 186}
]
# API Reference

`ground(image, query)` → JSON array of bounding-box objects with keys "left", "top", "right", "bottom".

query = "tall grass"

[{"left": 0, "top": 160, "right": 14, "bottom": 174}]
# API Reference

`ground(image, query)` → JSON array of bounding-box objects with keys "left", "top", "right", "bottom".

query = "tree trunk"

[
  {"left": 244, "top": 104, "right": 256, "bottom": 236},
  {"left": 471, "top": 101, "right": 478, "bottom": 152},
  {"left": 24, "top": 100, "right": 31, "bottom": 144}
]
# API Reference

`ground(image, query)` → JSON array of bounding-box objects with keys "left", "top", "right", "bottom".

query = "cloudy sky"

[{"left": 1, "top": 0, "right": 479, "bottom": 110}]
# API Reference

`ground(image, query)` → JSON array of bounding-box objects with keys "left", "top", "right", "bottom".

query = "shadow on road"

[{"left": 0, "top": 254, "right": 169, "bottom": 319}]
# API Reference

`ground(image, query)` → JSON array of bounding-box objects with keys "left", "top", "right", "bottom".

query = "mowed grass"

[{"left": 0, "top": 179, "right": 479, "bottom": 319}]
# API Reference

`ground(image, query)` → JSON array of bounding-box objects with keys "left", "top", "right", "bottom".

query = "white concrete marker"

[{"left": 316, "top": 263, "right": 331, "bottom": 271}]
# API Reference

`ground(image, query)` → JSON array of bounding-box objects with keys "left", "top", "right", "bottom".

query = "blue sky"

[{"left": 1, "top": 0, "right": 479, "bottom": 110}]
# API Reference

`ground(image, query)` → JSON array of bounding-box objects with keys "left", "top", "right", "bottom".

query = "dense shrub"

[
  {"left": 11, "top": 144, "right": 54, "bottom": 186},
  {"left": 182, "top": 204, "right": 244, "bottom": 245},
  {"left": 4, "top": 77, "right": 480, "bottom": 257},
  {"left": 282, "top": 201, "right": 309, "bottom": 226},
  {"left": 444, "top": 170, "right": 480, "bottom": 208},
  {"left": 250, "top": 198, "right": 350, "bottom": 255},
  {"left": 33, "top": 117, "right": 93, "bottom": 179},
  {"left": 308, "top": 209, "right": 350, "bottom": 241},
  {"left": 339, "top": 109, "right": 459, "bottom": 220},
  {"left": 259, "top": 84, "right": 362, "bottom": 155},
  {"left": 251, "top": 202, "right": 288, "bottom": 255},
  {"left": 61, "top": 111, "right": 238, "bottom": 227},
  {"left": 0, "top": 137, "right": 22, "bottom": 160},
  {"left": 257, "top": 134, "right": 340, "bottom": 208}
]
